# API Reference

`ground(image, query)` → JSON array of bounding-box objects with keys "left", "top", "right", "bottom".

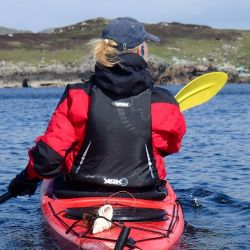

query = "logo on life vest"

[
  {"left": 103, "top": 177, "right": 128, "bottom": 186},
  {"left": 112, "top": 101, "right": 131, "bottom": 108}
]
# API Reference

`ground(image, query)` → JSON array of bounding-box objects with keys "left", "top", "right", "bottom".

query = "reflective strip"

[
  {"left": 145, "top": 144, "right": 154, "bottom": 178},
  {"left": 75, "top": 141, "right": 92, "bottom": 173}
]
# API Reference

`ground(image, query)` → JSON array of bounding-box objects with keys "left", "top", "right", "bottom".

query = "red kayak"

[{"left": 40, "top": 180, "right": 184, "bottom": 249}]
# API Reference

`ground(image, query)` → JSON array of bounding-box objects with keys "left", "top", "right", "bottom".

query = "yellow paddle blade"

[{"left": 175, "top": 72, "right": 228, "bottom": 112}]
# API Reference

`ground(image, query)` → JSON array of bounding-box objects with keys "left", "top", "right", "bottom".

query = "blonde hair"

[{"left": 91, "top": 39, "right": 139, "bottom": 68}]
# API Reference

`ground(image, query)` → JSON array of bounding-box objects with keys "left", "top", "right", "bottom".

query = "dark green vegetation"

[{"left": 0, "top": 18, "right": 250, "bottom": 69}]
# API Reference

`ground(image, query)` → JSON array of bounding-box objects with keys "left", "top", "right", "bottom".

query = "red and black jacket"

[{"left": 25, "top": 53, "right": 186, "bottom": 188}]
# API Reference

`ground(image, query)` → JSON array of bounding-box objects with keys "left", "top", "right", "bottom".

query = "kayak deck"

[{"left": 40, "top": 180, "right": 184, "bottom": 250}]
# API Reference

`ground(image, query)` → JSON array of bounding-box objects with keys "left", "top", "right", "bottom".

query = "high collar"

[{"left": 92, "top": 53, "right": 153, "bottom": 96}]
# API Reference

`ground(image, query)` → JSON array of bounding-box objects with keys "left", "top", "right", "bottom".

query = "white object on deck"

[{"left": 92, "top": 204, "right": 113, "bottom": 234}]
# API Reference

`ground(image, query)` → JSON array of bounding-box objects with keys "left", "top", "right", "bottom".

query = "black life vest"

[{"left": 70, "top": 85, "right": 159, "bottom": 189}]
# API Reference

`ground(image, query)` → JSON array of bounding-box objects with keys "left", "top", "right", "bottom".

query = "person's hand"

[{"left": 8, "top": 170, "right": 39, "bottom": 197}]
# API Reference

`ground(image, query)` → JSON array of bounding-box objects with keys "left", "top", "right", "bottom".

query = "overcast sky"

[{"left": 0, "top": 0, "right": 249, "bottom": 32}]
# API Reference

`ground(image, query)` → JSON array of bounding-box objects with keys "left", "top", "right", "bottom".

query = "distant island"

[{"left": 0, "top": 18, "right": 250, "bottom": 87}]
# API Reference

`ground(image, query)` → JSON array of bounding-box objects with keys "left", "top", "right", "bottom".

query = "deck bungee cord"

[{"left": 47, "top": 198, "right": 180, "bottom": 249}]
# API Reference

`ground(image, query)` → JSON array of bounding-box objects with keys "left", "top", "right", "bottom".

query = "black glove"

[{"left": 8, "top": 170, "right": 39, "bottom": 197}]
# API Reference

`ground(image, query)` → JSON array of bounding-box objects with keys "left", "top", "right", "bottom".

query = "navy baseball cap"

[{"left": 102, "top": 17, "right": 160, "bottom": 51}]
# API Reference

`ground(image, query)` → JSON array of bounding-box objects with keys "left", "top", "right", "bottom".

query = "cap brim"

[{"left": 146, "top": 32, "right": 160, "bottom": 43}]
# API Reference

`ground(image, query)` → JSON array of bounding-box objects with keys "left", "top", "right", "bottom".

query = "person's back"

[
  {"left": 69, "top": 53, "right": 158, "bottom": 190},
  {"left": 8, "top": 17, "right": 186, "bottom": 201}
]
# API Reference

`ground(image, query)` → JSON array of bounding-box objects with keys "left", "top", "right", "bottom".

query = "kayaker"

[{"left": 8, "top": 17, "right": 186, "bottom": 199}]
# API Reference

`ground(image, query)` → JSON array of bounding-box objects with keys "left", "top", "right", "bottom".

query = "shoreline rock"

[{"left": 0, "top": 56, "right": 249, "bottom": 88}]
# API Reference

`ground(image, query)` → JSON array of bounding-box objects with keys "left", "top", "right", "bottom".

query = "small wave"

[
  {"left": 210, "top": 193, "right": 236, "bottom": 205},
  {"left": 177, "top": 186, "right": 250, "bottom": 213},
  {"left": 184, "top": 221, "right": 214, "bottom": 235},
  {"left": 177, "top": 187, "right": 213, "bottom": 197}
]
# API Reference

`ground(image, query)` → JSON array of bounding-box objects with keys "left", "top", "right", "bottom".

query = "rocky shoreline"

[{"left": 0, "top": 56, "right": 249, "bottom": 88}]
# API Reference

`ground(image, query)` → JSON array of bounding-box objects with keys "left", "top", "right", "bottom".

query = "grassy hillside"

[{"left": 0, "top": 18, "right": 249, "bottom": 69}]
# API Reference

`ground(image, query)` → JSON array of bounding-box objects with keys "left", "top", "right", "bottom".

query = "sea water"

[{"left": 0, "top": 84, "right": 249, "bottom": 249}]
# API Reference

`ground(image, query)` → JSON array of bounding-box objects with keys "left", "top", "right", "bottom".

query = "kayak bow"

[{"left": 40, "top": 180, "right": 184, "bottom": 250}]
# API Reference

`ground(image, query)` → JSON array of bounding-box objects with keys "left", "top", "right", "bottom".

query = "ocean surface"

[{"left": 0, "top": 84, "right": 249, "bottom": 249}]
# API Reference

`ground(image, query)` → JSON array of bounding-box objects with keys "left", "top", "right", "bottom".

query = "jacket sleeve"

[
  {"left": 151, "top": 87, "right": 186, "bottom": 156},
  {"left": 25, "top": 84, "right": 90, "bottom": 179}
]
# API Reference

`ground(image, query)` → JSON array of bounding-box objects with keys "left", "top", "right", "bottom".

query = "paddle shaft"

[
  {"left": 114, "top": 226, "right": 131, "bottom": 250},
  {"left": 0, "top": 191, "right": 13, "bottom": 204}
]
